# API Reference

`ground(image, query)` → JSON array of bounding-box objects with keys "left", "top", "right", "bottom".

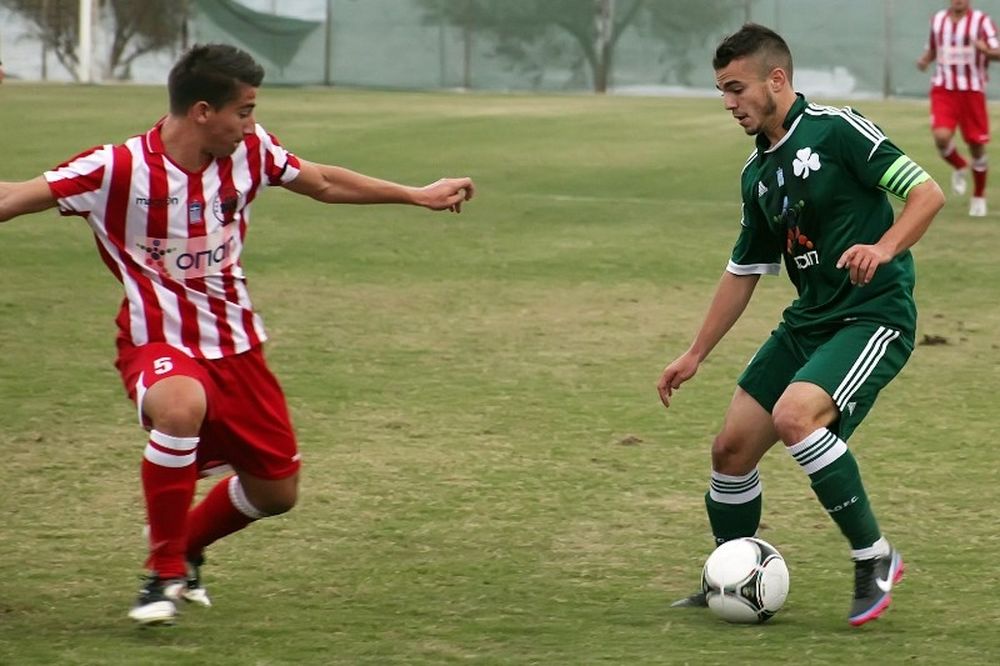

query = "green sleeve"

[
  {"left": 728, "top": 188, "right": 781, "bottom": 276},
  {"left": 834, "top": 106, "right": 931, "bottom": 200}
]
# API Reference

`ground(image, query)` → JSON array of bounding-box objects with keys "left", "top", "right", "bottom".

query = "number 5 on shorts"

[{"left": 153, "top": 356, "right": 174, "bottom": 375}]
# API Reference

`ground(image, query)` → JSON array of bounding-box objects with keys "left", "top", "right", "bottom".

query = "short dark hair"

[
  {"left": 167, "top": 44, "right": 265, "bottom": 114},
  {"left": 713, "top": 23, "right": 793, "bottom": 81}
]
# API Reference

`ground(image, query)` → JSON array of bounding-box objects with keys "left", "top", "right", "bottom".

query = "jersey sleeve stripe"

[
  {"left": 843, "top": 107, "right": 885, "bottom": 141},
  {"left": 804, "top": 106, "right": 884, "bottom": 146},
  {"left": 879, "top": 156, "right": 931, "bottom": 199},
  {"left": 726, "top": 259, "right": 780, "bottom": 276}
]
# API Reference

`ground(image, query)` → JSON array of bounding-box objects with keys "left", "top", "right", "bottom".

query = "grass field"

[{"left": 1, "top": 83, "right": 999, "bottom": 665}]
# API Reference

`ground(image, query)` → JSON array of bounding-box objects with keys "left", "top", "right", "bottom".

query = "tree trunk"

[{"left": 593, "top": 0, "right": 614, "bottom": 93}]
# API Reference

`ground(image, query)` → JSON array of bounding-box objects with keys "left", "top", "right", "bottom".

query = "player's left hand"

[
  {"left": 416, "top": 177, "right": 475, "bottom": 213},
  {"left": 836, "top": 243, "right": 892, "bottom": 286}
]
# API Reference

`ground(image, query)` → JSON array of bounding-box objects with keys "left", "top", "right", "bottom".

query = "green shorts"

[{"left": 737, "top": 322, "right": 914, "bottom": 441}]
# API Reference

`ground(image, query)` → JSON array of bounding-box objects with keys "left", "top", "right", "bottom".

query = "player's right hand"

[
  {"left": 656, "top": 352, "right": 700, "bottom": 409},
  {"left": 417, "top": 177, "right": 475, "bottom": 213}
]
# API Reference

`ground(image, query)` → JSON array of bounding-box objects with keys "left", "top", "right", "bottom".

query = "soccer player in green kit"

[{"left": 656, "top": 24, "right": 945, "bottom": 626}]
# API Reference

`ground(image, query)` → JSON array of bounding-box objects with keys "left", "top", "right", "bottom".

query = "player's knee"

[
  {"left": 771, "top": 404, "right": 813, "bottom": 445},
  {"left": 245, "top": 482, "right": 298, "bottom": 516},
  {"left": 256, "top": 490, "right": 298, "bottom": 516},
  {"left": 711, "top": 434, "right": 752, "bottom": 474},
  {"left": 148, "top": 399, "right": 206, "bottom": 436},
  {"left": 144, "top": 376, "right": 206, "bottom": 436}
]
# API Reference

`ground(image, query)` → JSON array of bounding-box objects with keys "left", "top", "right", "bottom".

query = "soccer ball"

[{"left": 701, "top": 537, "right": 789, "bottom": 623}]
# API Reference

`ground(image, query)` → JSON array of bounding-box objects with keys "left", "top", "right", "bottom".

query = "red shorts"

[
  {"left": 115, "top": 343, "right": 300, "bottom": 480},
  {"left": 930, "top": 87, "right": 990, "bottom": 145}
]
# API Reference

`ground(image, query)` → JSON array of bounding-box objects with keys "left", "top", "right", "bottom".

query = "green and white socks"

[
  {"left": 788, "top": 427, "right": 882, "bottom": 553},
  {"left": 703, "top": 427, "right": 887, "bottom": 557},
  {"left": 705, "top": 468, "right": 762, "bottom": 545}
]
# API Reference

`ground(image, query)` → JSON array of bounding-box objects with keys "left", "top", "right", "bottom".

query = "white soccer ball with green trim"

[{"left": 702, "top": 537, "right": 789, "bottom": 623}]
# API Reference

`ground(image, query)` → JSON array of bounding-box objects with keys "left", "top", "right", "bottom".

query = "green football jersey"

[{"left": 730, "top": 94, "right": 930, "bottom": 336}]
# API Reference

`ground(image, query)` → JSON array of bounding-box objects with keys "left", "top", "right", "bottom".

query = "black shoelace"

[{"left": 853, "top": 559, "right": 876, "bottom": 599}]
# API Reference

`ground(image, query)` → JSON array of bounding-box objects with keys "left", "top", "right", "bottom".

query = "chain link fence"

[{"left": 0, "top": 0, "right": 992, "bottom": 99}]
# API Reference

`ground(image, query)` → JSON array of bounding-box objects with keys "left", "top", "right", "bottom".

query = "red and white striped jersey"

[
  {"left": 927, "top": 8, "right": 1000, "bottom": 91},
  {"left": 44, "top": 121, "right": 301, "bottom": 359}
]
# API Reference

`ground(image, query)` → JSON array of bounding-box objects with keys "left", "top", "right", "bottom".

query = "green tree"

[
  {"left": 418, "top": 0, "right": 739, "bottom": 93},
  {"left": 1, "top": 0, "right": 188, "bottom": 81}
]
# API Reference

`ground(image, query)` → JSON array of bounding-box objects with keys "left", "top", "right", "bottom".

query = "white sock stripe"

[
  {"left": 972, "top": 156, "right": 988, "bottom": 170},
  {"left": 832, "top": 327, "right": 900, "bottom": 408},
  {"left": 711, "top": 470, "right": 760, "bottom": 492},
  {"left": 790, "top": 429, "right": 837, "bottom": 462},
  {"left": 710, "top": 470, "right": 758, "bottom": 483},
  {"left": 851, "top": 536, "right": 890, "bottom": 561},
  {"left": 227, "top": 476, "right": 266, "bottom": 520},
  {"left": 787, "top": 427, "right": 829, "bottom": 456},
  {"left": 143, "top": 444, "right": 197, "bottom": 468},
  {"left": 709, "top": 483, "right": 762, "bottom": 504},
  {"left": 149, "top": 429, "right": 199, "bottom": 452},
  {"left": 709, "top": 468, "right": 762, "bottom": 504},
  {"left": 788, "top": 428, "right": 849, "bottom": 475}
]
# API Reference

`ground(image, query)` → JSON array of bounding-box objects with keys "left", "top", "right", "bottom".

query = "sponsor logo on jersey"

[
  {"left": 132, "top": 224, "right": 241, "bottom": 279},
  {"left": 772, "top": 198, "right": 821, "bottom": 270},
  {"left": 135, "top": 196, "right": 179, "bottom": 208},
  {"left": 792, "top": 147, "right": 821, "bottom": 179}
]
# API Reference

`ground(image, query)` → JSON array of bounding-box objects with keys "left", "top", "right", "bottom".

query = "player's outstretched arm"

[
  {"left": 656, "top": 271, "right": 760, "bottom": 408},
  {"left": 284, "top": 160, "right": 474, "bottom": 212},
  {"left": 0, "top": 177, "right": 58, "bottom": 223}
]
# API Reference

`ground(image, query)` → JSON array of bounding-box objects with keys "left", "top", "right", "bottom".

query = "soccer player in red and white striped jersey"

[
  {"left": 0, "top": 43, "right": 474, "bottom": 626},
  {"left": 918, "top": 0, "right": 1000, "bottom": 216}
]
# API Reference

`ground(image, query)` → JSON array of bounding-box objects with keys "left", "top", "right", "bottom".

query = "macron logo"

[{"left": 758, "top": 181, "right": 768, "bottom": 197}]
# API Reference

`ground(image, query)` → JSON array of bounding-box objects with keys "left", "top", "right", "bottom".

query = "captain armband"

[{"left": 878, "top": 155, "right": 931, "bottom": 201}]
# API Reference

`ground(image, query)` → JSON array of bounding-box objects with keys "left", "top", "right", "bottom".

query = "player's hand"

[
  {"left": 656, "top": 352, "right": 700, "bottom": 409},
  {"left": 836, "top": 243, "right": 893, "bottom": 287},
  {"left": 416, "top": 177, "right": 475, "bottom": 213}
]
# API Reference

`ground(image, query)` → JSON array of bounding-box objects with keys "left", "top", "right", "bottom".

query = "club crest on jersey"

[
  {"left": 212, "top": 186, "right": 244, "bottom": 225},
  {"left": 792, "top": 147, "right": 821, "bottom": 179},
  {"left": 188, "top": 200, "right": 204, "bottom": 225}
]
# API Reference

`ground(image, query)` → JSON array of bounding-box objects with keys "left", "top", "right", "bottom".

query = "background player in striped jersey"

[
  {"left": 917, "top": 0, "right": 1000, "bottom": 216},
  {"left": 0, "top": 43, "right": 474, "bottom": 626},
  {"left": 657, "top": 23, "right": 944, "bottom": 626}
]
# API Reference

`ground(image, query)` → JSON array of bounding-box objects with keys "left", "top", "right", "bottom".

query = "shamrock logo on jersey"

[{"left": 792, "top": 147, "right": 821, "bottom": 179}]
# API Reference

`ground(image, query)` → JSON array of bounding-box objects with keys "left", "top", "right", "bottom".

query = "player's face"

[
  {"left": 951, "top": 0, "right": 970, "bottom": 15},
  {"left": 715, "top": 57, "right": 779, "bottom": 138},
  {"left": 203, "top": 84, "right": 258, "bottom": 158}
]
